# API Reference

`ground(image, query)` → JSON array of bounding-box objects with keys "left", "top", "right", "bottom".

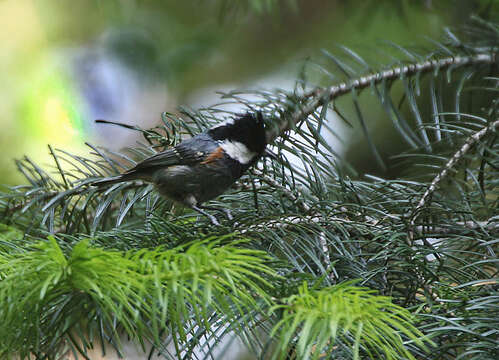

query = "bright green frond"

[
  {"left": 0, "top": 236, "right": 274, "bottom": 358},
  {"left": 270, "top": 281, "right": 432, "bottom": 360}
]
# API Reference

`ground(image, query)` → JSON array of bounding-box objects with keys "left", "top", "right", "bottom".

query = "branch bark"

[{"left": 266, "top": 52, "right": 497, "bottom": 143}]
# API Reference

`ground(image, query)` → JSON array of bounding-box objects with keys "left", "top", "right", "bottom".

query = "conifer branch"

[
  {"left": 408, "top": 118, "right": 499, "bottom": 243},
  {"left": 250, "top": 169, "right": 310, "bottom": 212},
  {"left": 266, "top": 52, "right": 497, "bottom": 143},
  {"left": 1, "top": 17, "right": 498, "bottom": 360}
]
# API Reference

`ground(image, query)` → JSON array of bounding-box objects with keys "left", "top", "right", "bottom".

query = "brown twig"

[
  {"left": 266, "top": 53, "right": 497, "bottom": 144},
  {"left": 408, "top": 119, "right": 499, "bottom": 243}
]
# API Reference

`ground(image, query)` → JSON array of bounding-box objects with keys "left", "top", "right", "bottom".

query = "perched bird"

[{"left": 94, "top": 112, "right": 267, "bottom": 224}]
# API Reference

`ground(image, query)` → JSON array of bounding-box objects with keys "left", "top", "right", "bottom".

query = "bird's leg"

[
  {"left": 198, "top": 205, "right": 233, "bottom": 220},
  {"left": 191, "top": 205, "right": 221, "bottom": 226}
]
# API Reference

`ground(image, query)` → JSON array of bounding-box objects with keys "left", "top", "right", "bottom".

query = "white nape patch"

[
  {"left": 220, "top": 140, "right": 256, "bottom": 164},
  {"left": 211, "top": 118, "right": 235, "bottom": 129}
]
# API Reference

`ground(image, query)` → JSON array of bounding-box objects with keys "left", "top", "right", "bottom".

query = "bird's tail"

[
  {"left": 92, "top": 175, "right": 126, "bottom": 187},
  {"left": 92, "top": 170, "right": 146, "bottom": 188}
]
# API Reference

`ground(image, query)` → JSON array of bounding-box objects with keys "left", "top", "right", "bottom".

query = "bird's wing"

[
  {"left": 127, "top": 148, "right": 182, "bottom": 173},
  {"left": 126, "top": 135, "right": 216, "bottom": 174}
]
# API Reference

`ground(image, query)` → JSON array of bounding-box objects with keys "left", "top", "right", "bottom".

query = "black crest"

[{"left": 208, "top": 112, "right": 267, "bottom": 154}]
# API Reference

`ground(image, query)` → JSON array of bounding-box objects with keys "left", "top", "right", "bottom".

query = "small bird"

[{"left": 94, "top": 112, "right": 267, "bottom": 225}]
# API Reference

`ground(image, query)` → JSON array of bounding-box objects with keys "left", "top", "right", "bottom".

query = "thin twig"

[
  {"left": 318, "top": 230, "right": 333, "bottom": 279},
  {"left": 414, "top": 221, "right": 498, "bottom": 235},
  {"left": 408, "top": 119, "right": 499, "bottom": 243},
  {"left": 242, "top": 212, "right": 498, "bottom": 236}
]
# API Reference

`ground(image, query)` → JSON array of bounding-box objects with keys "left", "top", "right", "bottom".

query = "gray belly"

[{"left": 152, "top": 164, "right": 235, "bottom": 206}]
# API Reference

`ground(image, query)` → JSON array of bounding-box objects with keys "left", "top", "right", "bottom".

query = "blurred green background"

[{"left": 0, "top": 0, "right": 495, "bottom": 185}]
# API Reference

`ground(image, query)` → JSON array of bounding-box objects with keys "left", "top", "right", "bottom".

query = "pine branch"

[
  {"left": 269, "top": 281, "right": 431, "bottom": 360},
  {"left": 250, "top": 168, "right": 310, "bottom": 212},
  {"left": 0, "top": 236, "right": 274, "bottom": 357},
  {"left": 1, "top": 17, "right": 498, "bottom": 360},
  {"left": 409, "top": 118, "right": 499, "bottom": 243},
  {"left": 266, "top": 52, "right": 497, "bottom": 143}
]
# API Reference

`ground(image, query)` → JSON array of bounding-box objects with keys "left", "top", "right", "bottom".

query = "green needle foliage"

[
  {"left": 0, "top": 236, "right": 273, "bottom": 358},
  {"left": 0, "top": 16, "right": 498, "bottom": 360},
  {"left": 270, "top": 281, "right": 427, "bottom": 360}
]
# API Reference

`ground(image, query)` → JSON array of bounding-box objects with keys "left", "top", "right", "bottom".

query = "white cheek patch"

[{"left": 220, "top": 140, "right": 257, "bottom": 165}]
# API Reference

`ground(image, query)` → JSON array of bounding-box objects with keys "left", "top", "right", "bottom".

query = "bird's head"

[{"left": 208, "top": 112, "right": 267, "bottom": 165}]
